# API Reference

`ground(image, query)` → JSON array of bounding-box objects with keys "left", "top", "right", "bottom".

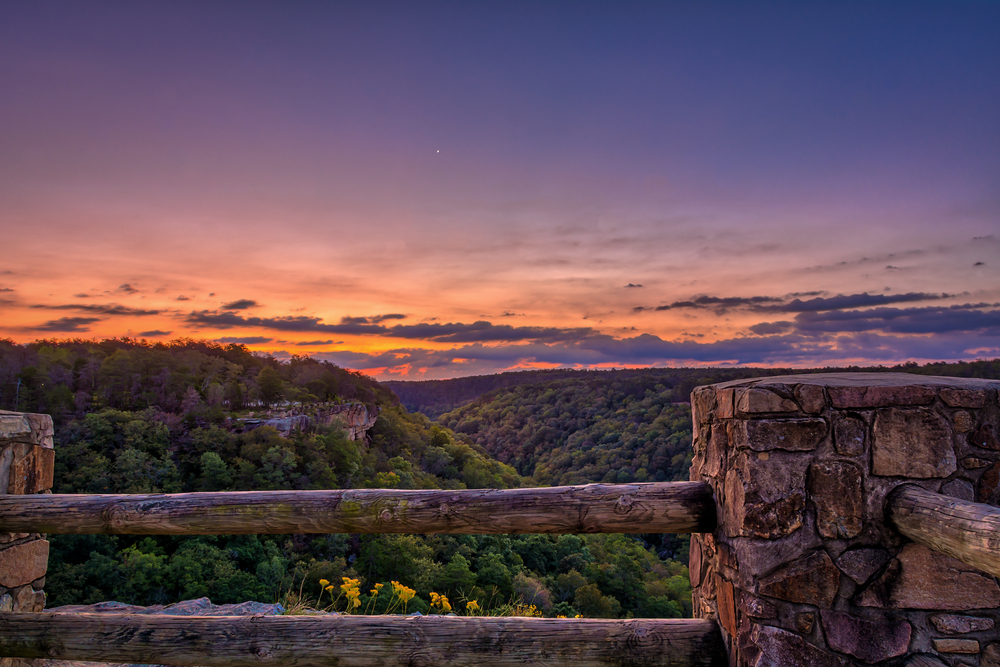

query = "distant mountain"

[
  {"left": 385, "top": 359, "right": 1000, "bottom": 421},
  {"left": 385, "top": 367, "right": 794, "bottom": 420}
]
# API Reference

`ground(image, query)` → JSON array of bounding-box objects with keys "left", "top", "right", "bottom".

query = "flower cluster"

[
  {"left": 429, "top": 592, "right": 452, "bottom": 613},
  {"left": 340, "top": 577, "right": 362, "bottom": 610},
  {"left": 464, "top": 600, "right": 480, "bottom": 615}
]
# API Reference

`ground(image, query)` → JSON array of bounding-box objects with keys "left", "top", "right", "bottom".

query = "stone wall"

[
  {"left": 689, "top": 373, "right": 1000, "bottom": 667},
  {"left": 0, "top": 410, "right": 53, "bottom": 621}
]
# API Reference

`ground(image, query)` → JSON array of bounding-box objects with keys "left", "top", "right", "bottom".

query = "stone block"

[
  {"left": 728, "top": 517, "right": 824, "bottom": 579},
  {"left": 905, "top": 654, "right": 948, "bottom": 667},
  {"left": 856, "top": 544, "right": 1000, "bottom": 610},
  {"left": 821, "top": 610, "right": 911, "bottom": 664},
  {"left": 808, "top": 461, "right": 863, "bottom": 538},
  {"left": 737, "top": 388, "right": 798, "bottom": 414},
  {"left": 0, "top": 595, "right": 11, "bottom": 611},
  {"left": 717, "top": 577, "right": 737, "bottom": 637},
  {"left": 963, "top": 456, "right": 993, "bottom": 469},
  {"left": 8, "top": 443, "right": 55, "bottom": 494},
  {"left": 703, "top": 423, "right": 728, "bottom": 479},
  {"left": 738, "top": 592, "right": 777, "bottom": 619},
  {"left": 758, "top": 550, "right": 840, "bottom": 609},
  {"left": 836, "top": 548, "right": 890, "bottom": 585},
  {"left": 750, "top": 624, "right": 851, "bottom": 667},
  {"left": 983, "top": 643, "right": 1000, "bottom": 667},
  {"left": 940, "top": 389, "right": 987, "bottom": 408},
  {"left": 688, "top": 535, "right": 704, "bottom": 588},
  {"left": 979, "top": 463, "right": 1000, "bottom": 505},
  {"left": 953, "top": 411, "right": 974, "bottom": 433},
  {"left": 941, "top": 478, "right": 975, "bottom": 502},
  {"left": 724, "top": 451, "right": 809, "bottom": 539},
  {"left": 872, "top": 408, "right": 956, "bottom": 478},
  {"left": 833, "top": 416, "right": 866, "bottom": 456},
  {"left": 829, "top": 384, "right": 937, "bottom": 408},
  {"left": 0, "top": 540, "right": 49, "bottom": 588},
  {"left": 971, "top": 423, "right": 999, "bottom": 450},
  {"left": 24, "top": 413, "right": 54, "bottom": 447},
  {"left": 795, "top": 611, "right": 815, "bottom": 634},
  {"left": 13, "top": 585, "right": 44, "bottom": 612},
  {"left": 932, "top": 638, "right": 979, "bottom": 654},
  {"left": 795, "top": 384, "right": 826, "bottom": 414},
  {"left": 929, "top": 614, "right": 994, "bottom": 634},
  {"left": 716, "top": 387, "right": 735, "bottom": 419},
  {"left": 0, "top": 414, "right": 31, "bottom": 440},
  {"left": 732, "top": 418, "right": 827, "bottom": 452}
]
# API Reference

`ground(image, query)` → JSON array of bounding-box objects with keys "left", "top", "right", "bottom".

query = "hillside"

[
  {"left": 385, "top": 367, "right": 797, "bottom": 420},
  {"left": 390, "top": 359, "right": 1000, "bottom": 421},
  {"left": 0, "top": 338, "right": 693, "bottom": 620}
]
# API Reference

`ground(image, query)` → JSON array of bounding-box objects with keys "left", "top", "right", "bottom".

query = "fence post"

[
  {"left": 689, "top": 373, "right": 1000, "bottom": 667},
  {"left": 0, "top": 411, "right": 53, "bottom": 624}
]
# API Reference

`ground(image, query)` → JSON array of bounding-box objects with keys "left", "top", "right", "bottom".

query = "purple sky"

[{"left": 2, "top": 1, "right": 998, "bottom": 378}]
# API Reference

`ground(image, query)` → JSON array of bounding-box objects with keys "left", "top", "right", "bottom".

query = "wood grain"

[
  {"left": 0, "top": 612, "right": 726, "bottom": 667},
  {"left": 0, "top": 482, "right": 716, "bottom": 535},
  {"left": 887, "top": 484, "right": 1000, "bottom": 578}
]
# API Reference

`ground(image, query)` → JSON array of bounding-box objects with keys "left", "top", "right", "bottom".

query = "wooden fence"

[
  {"left": 1, "top": 456, "right": 998, "bottom": 665},
  {"left": 0, "top": 480, "right": 726, "bottom": 667}
]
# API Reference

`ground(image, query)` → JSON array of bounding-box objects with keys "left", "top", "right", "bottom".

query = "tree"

[{"left": 257, "top": 367, "right": 284, "bottom": 408}]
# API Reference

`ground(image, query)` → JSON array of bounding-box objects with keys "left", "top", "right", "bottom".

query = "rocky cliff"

[{"left": 236, "top": 402, "right": 379, "bottom": 442}]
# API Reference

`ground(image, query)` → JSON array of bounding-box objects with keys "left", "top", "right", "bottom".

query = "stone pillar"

[
  {"left": 0, "top": 410, "right": 53, "bottom": 618},
  {"left": 689, "top": 373, "right": 1000, "bottom": 667}
]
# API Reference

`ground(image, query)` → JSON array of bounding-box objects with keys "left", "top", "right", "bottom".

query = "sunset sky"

[{"left": 2, "top": 1, "right": 998, "bottom": 379}]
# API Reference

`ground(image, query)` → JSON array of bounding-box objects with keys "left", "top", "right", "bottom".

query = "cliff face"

[{"left": 237, "top": 402, "right": 380, "bottom": 442}]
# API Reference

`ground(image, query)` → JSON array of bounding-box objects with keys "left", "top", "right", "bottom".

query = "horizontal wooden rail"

[
  {"left": 0, "top": 481, "right": 716, "bottom": 535},
  {"left": 0, "top": 613, "right": 726, "bottom": 667},
  {"left": 887, "top": 484, "right": 1000, "bottom": 578}
]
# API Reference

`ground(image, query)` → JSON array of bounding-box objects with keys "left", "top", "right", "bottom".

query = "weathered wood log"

[
  {"left": 887, "top": 484, "right": 1000, "bottom": 578},
  {"left": 0, "top": 482, "right": 716, "bottom": 535},
  {"left": 0, "top": 612, "right": 727, "bottom": 667}
]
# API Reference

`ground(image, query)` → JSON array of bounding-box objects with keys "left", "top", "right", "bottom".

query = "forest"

[
  {"left": 2, "top": 337, "right": 997, "bottom": 619},
  {"left": 0, "top": 338, "right": 687, "bottom": 618}
]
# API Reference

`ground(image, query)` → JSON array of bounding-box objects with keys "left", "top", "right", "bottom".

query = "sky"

[{"left": 1, "top": 1, "right": 998, "bottom": 379}]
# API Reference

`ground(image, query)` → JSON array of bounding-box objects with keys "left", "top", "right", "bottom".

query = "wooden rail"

[
  {"left": 0, "top": 481, "right": 716, "bottom": 535},
  {"left": 0, "top": 613, "right": 726, "bottom": 667},
  {"left": 887, "top": 484, "right": 1000, "bottom": 578}
]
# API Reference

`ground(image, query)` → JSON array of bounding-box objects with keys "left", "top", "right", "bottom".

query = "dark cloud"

[
  {"left": 635, "top": 291, "right": 950, "bottom": 315},
  {"left": 30, "top": 303, "right": 162, "bottom": 316},
  {"left": 72, "top": 293, "right": 90, "bottom": 298},
  {"left": 176, "top": 296, "right": 191, "bottom": 301},
  {"left": 0, "top": 288, "right": 13, "bottom": 293},
  {"left": 625, "top": 283, "right": 643, "bottom": 288},
  {"left": 792, "top": 304, "right": 1000, "bottom": 335},
  {"left": 295, "top": 340, "right": 334, "bottom": 346},
  {"left": 138, "top": 330, "right": 172, "bottom": 337},
  {"left": 186, "top": 311, "right": 388, "bottom": 334},
  {"left": 762, "top": 292, "right": 950, "bottom": 313},
  {"left": 221, "top": 299, "right": 260, "bottom": 310},
  {"left": 34, "top": 317, "right": 101, "bottom": 332},
  {"left": 748, "top": 321, "right": 794, "bottom": 335},
  {"left": 975, "top": 262, "right": 985, "bottom": 266},
  {"left": 116, "top": 284, "right": 138, "bottom": 294},
  {"left": 386, "top": 321, "right": 597, "bottom": 343},
  {"left": 341, "top": 314, "right": 407, "bottom": 325},
  {"left": 636, "top": 295, "right": 784, "bottom": 312},
  {"left": 185, "top": 311, "right": 595, "bottom": 343},
  {"left": 214, "top": 336, "right": 274, "bottom": 344}
]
